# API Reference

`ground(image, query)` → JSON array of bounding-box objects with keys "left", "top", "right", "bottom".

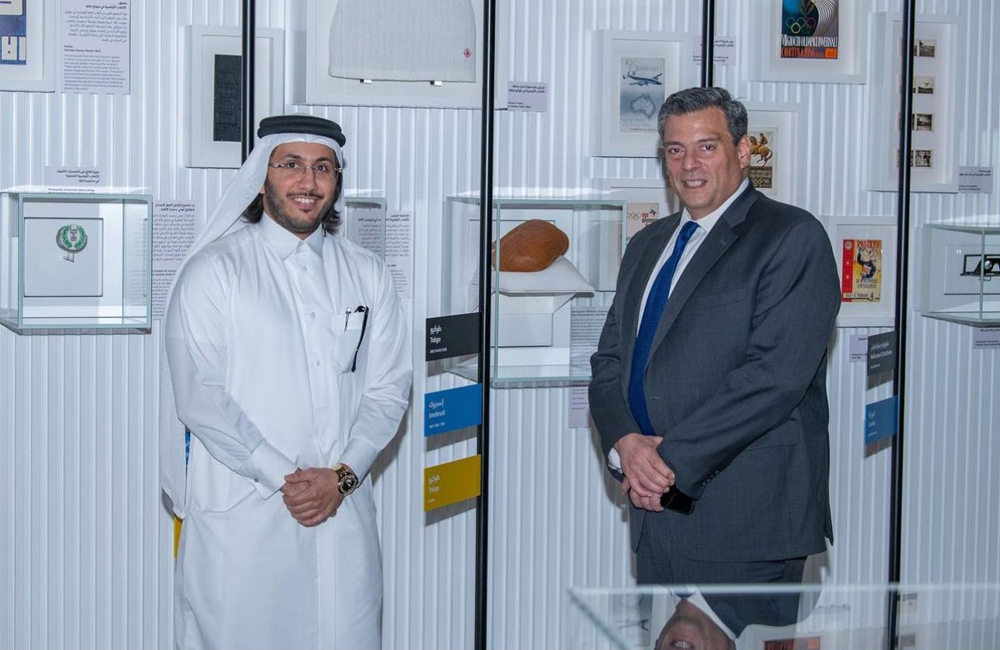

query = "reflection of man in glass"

[{"left": 655, "top": 598, "right": 735, "bottom": 650}]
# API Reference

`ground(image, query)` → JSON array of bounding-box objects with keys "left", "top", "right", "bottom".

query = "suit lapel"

[
  {"left": 648, "top": 186, "right": 760, "bottom": 357},
  {"left": 621, "top": 213, "right": 681, "bottom": 378}
]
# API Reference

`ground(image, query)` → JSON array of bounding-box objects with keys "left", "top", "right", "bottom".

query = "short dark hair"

[
  {"left": 241, "top": 175, "right": 343, "bottom": 234},
  {"left": 657, "top": 87, "right": 748, "bottom": 145}
]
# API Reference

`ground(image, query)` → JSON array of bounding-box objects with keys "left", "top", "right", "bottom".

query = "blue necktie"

[{"left": 628, "top": 220, "right": 700, "bottom": 437}]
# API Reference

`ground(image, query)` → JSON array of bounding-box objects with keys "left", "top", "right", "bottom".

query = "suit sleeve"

[
  {"left": 659, "top": 217, "right": 840, "bottom": 499},
  {"left": 589, "top": 276, "right": 643, "bottom": 481}
]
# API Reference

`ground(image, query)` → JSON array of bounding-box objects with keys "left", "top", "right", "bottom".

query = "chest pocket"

[{"left": 333, "top": 306, "right": 371, "bottom": 373}]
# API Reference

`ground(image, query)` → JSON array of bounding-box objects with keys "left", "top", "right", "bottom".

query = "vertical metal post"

[
  {"left": 240, "top": 0, "right": 256, "bottom": 163},
  {"left": 700, "top": 0, "right": 716, "bottom": 86},
  {"left": 475, "top": 0, "right": 497, "bottom": 648},
  {"left": 886, "top": 0, "right": 917, "bottom": 647}
]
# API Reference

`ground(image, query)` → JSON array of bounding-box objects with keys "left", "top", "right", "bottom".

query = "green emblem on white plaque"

[{"left": 56, "top": 224, "right": 88, "bottom": 262}]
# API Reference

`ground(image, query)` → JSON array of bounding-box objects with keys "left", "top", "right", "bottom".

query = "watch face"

[{"left": 343, "top": 475, "right": 358, "bottom": 491}]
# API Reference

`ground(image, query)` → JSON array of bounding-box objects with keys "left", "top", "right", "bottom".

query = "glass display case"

[
  {"left": 571, "top": 584, "right": 1000, "bottom": 650},
  {"left": 0, "top": 192, "right": 153, "bottom": 334},
  {"left": 343, "top": 194, "right": 388, "bottom": 258},
  {"left": 443, "top": 194, "right": 626, "bottom": 387},
  {"left": 920, "top": 223, "right": 1000, "bottom": 325}
]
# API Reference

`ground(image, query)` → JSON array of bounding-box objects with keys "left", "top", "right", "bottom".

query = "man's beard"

[{"left": 262, "top": 177, "right": 337, "bottom": 236}]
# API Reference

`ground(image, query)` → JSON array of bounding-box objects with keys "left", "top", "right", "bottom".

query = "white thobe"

[{"left": 165, "top": 214, "right": 412, "bottom": 650}]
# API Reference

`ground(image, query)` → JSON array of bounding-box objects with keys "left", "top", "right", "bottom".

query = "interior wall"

[{"left": 0, "top": 1, "right": 998, "bottom": 650}]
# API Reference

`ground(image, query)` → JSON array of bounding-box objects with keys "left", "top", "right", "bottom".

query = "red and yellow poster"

[{"left": 841, "top": 239, "right": 882, "bottom": 302}]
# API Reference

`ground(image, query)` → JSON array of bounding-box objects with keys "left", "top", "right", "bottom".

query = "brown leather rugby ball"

[{"left": 491, "top": 220, "right": 570, "bottom": 272}]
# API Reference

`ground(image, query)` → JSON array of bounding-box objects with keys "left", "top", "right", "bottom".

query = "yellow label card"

[{"left": 424, "top": 455, "right": 482, "bottom": 512}]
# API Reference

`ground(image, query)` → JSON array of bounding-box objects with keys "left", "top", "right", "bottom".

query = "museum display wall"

[{"left": 0, "top": 0, "right": 998, "bottom": 649}]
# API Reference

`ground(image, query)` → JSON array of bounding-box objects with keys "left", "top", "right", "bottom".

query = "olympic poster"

[
  {"left": 747, "top": 128, "right": 777, "bottom": 195},
  {"left": 618, "top": 56, "right": 665, "bottom": 134},
  {"left": 780, "top": 0, "right": 839, "bottom": 60},
  {"left": 0, "top": 0, "right": 27, "bottom": 65},
  {"left": 841, "top": 239, "right": 882, "bottom": 303}
]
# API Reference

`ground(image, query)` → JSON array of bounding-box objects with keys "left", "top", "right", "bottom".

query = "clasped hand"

[
  {"left": 615, "top": 433, "right": 675, "bottom": 512},
  {"left": 280, "top": 468, "right": 345, "bottom": 527}
]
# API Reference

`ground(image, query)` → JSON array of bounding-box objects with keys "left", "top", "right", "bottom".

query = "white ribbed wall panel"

[{"left": 0, "top": 0, "right": 483, "bottom": 649}]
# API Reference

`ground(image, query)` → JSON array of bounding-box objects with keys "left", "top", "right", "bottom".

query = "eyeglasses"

[{"left": 268, "top": 161, "right": 342, "bottom": 180}]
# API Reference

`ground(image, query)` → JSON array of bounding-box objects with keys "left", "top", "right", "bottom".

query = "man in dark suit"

[{"left": 589, "top": 87, "right": 839, "bottom": 594}]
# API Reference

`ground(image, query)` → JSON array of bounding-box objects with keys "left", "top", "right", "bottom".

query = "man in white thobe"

[{"left": 162, "top": 115, "right": 412, "bottom": 650}]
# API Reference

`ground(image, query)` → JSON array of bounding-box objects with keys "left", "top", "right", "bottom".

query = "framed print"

[
  {"left": 0, "top": 0, "right": 56, "bottom": 92},
  {"left": 825, "top": 215, "right": 897, "bottom": 327},
  {"left": 750, "top": 0, "right": 867, "bottom": 84},
  {"left": 744, "top": 102, "right": 804, "bottom": 206},
  {"left": 290, "top": 0, "right": 483, "bottom": 109},
  {"left": 596, "top": 178, "right": 679, "bottom": 290},
  {"left": 181, "top": 26, "right": 284, "bottom": 169},
  {"left": 594, "top": 30, "right": 697, "bottom": 158},
  {"left": 867, "top": 13, "right": 959, "bottom": 193}
]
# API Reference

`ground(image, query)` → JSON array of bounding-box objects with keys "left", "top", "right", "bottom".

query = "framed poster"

[
  {"left": 751, "top": 0, "right": 867, "bottom": 84},
  {"left": 825, "top": 215, "right": 897, "bottom": 327},
  {"left": 594, "top": 30, "right": 697, "bottom": 158},
  {"left": 867, "top": 13, "right": 959, "bottom": 193},
  {"left": 596, "top": 178, "right": 680, "bottom": 290},
  {"left": 290, "top": 0, "right": 483, "bottom": 109},
  {"left": 181, "top": 26, "right": 284, "bottom": 168},
  {"left": 744, "top": 102, "right": 803, "bottom": 206},
  {"left": 0, "top": 0, "right": 56, "bottom": 92}
]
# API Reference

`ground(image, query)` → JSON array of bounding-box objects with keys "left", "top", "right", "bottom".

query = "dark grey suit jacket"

[{"left": 589, "top": 184, "right": 840, "bottom": 563}]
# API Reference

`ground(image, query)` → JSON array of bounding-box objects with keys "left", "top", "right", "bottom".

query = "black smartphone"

[{"left": 661, "top": 488, "right": 695, "bottom": 514}]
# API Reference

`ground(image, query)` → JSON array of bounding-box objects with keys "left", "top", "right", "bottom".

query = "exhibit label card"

[
  {"left": 865, "top": 396, "right": 898, "bottom": 445},
  {"left": 385, "top": 212, "right": 412, "bottom": 300},
  {"left": 507, "top": 81, "right": 548, "bottom": 112},
  {"left": 568, "top": 386, "right": 592, "bottom": 429},
  {"left": 849, "top": 334, "right": 869, "bottom": 363},
  {"left": 44, "top": 165, "right": 103, "bottom": 191},
  {"left": 424, "top": 454, "right": 481, "bottom": 512},
  {"left": 958, "top": 167, "right": 993, "bottom": 194},
  {"left": 692, "top": 37, "right": 737, "bottom": 65},
  {"left": 866, "top": 331, "right": 896, "bottom": 386},
  {"left": 61, "top": 0, "right": 131, "bottom": 94},
  {"left": 973, "top": 326, "right": 1000, "bottom": 350},
  {"left": 426, "top": 312, "right": 480, "bottom": 361},
  {"left": 0, "top": 0, "right": 27, "bottom": 65},
  {"left": 152, "top": 201, "right": 197, "bottom": 319},
  {"left": 424, "top": 383, "right": 482, "bottom": 437},
  {"left": 570, "top": 306, "right": 608, "bottom": 370}
]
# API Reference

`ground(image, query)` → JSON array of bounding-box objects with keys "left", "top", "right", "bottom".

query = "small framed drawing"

[
  {"left": 595, "top": 178, "right": 680, "bottom": 291},
  {"left": 867, "top": 13, "right": 959, "bottom": 193},
  {"left": 181, "top": 26, "right": 285, "bottom": 169},
  {"left": 744, "top": 102, "right": 803, "bottom": 206},
  {"left": 0, "top": 0, "right": 56, "bottom": 92},
  {"left": 825, "top": 215, "right": 897, "bottom": 327},
  {"left": 750, "top": 0, "right": 867, "bottom": 84},
  {"left": 289, "top": 0, "right": 483, "bottom": 109},
  {"left": 594, "top": 30, "right": 697, "bottom": 158}
]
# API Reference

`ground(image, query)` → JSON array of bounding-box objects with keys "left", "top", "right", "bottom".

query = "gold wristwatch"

[{"left": 333, "top": 463, "right": 359, "bottom": 495}]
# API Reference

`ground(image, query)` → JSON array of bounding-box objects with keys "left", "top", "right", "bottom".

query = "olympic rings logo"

[{"left": 784, "top": 16, "right": 817, "bottom": 34}]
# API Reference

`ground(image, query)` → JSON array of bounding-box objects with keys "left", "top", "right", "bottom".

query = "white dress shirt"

[{"left": 610, "top": 179, "right": 750, "bottom": 470}]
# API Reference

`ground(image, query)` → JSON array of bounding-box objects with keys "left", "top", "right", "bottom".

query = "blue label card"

[
  {"left": 865, "top": 396, "right": 899, "bottom": 445},
  {"left": 424, "top": 384, "right": 482, "bottom": 437}
]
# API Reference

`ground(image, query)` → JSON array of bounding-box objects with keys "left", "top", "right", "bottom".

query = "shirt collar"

[
  {"left": 680, "top": 177, "right": 750, "bottom": 233},
  {"left": 259, "top": 211, "right": 325, "bottom": 260}
]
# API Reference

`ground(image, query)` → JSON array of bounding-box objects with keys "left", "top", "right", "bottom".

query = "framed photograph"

[
  {"left": 0, "top": 0, "right": 56, "bottom": 92},
  {"left": 744, "top": 102, "right": 804, "bottom": 206},
  {"left": 867, "top": 13, "right": 959, "bottom": 193},
  {"left": 290, "top": 0, "right": 483, "bottom": 109},
  {"left": 825, "top": 215, "right": 897, "bottom": 327},
  {"left": 594, "top": 30, "right": 697, "bottom": 158},
  {"left": 750, "top": 0, "right": 867, "bottom": 84},
  {"left": 181, "top": 26, "right": 285, "bottom": 169}
]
